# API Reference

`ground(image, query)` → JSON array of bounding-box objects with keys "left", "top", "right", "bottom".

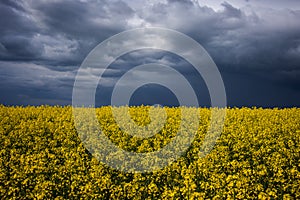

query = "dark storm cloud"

[
  {"left": 146, "top": 0, "right": 300, "bottom": 69},
  {"left": 167, "top": 0, "right": 194, "bottom": 6},
  {"left": 121, "top": 0, "right": 300, "bottom": 96},
  {"left": 221, "top": 1, "right": 242, "bottom": 18},
  {"left": 32, "top": 0, "right": 134, "bottom": 67},
  {"left": 0, "top": 0, "right": 134, "bottom": 67},
  {"left": 108, "top": 49, "right": 199, "bottom": 78},
  {"left": 157, "top": 0, "right": 300, "bottom": 92},
  {"left": 1, "top": 0, "right": 299, "bottom": 73},
  {"left": 1, "top": 0, "right": 26, "bottom": 12},
  {"left": 0, "top": 61, "right": 75, "bottom": 105},
  {"left": 0, "top": 0, "right": 300, "bottom": 106},
  {"left": 34, "top": 0, "right": 132, "bottom": 38},
  {"left": 0, "top": 1, "right": 42, "bottom": 61}
]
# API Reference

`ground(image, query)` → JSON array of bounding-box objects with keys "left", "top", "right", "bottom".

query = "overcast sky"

[{"left": 0, "top": 0, "right": 300, "bottom": 107}]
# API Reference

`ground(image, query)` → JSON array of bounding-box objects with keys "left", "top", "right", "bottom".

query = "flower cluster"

[{"left": 0, "top": 105, "right": 299, "bottom": 199}]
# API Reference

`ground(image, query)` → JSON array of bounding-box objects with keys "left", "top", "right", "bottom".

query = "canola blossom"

[{"left": 0, "top": 105, "right": 300, "bottom": 199}]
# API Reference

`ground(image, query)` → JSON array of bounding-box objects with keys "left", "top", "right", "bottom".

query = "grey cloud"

[
  {"left": 1, "top": 0, "right": 299, "bottom": 74},
  {"left": 0, "top": 1, "right": 42, "bottom": 61},
  {"left": 167, "top": 0, "right": 194, "bottom": 6},
  {"left": 0, "top": 61, "right": 75, "bottom": 105},
  {"left": 0, "top": 35, "right": 43, "bottom": 61},
  {"left": 0, "top": 61, "right": 75, "bottom": 88},
  {"left": 31, "top": 0, "right": 133, "bottom": 67},
  {"left": 34, "top": 0, "right": 133, "bottom": 40},
  {"left": 1, "top": 0, "right": 26, "bottom": 12},
  {"left": 0, "top": 0, "right": 134, "bottom": 67},
  {"left": 129, "top": 0, "right": 300, "bottom": 73},
  {"left": 221, "top": 1, "right": 242, "bottom": 18},
  {"left": 1, "top": 0, "right": 300, "bottom": 106}
]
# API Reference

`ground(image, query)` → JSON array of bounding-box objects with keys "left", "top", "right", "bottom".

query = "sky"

[{"left": 0, "top": 0, "right": 300, "bottom": 107}]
